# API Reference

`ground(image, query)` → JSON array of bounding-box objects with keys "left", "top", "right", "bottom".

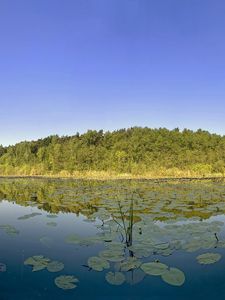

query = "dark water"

[{"left": 0, "top": 178, "right": 225, "bottom": 300}]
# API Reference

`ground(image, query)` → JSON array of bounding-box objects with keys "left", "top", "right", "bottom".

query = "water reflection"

[{"left": 0, "top": 178, "right": 225, "bottom": 299}]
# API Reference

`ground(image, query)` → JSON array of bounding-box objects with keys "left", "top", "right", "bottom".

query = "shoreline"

[{"left": 0, "top": 174, "right": 224, "bottom": 182}]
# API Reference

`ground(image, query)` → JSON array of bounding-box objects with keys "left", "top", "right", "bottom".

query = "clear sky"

[{"left": 0, "top": 0, "right": 225, "bottom": 146}]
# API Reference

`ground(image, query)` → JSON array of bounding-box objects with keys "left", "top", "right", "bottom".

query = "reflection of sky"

[
  {"left": 2, "top": 200, "right": 225, "bottom": 299},
  {"left": 0, "top": 200, "right": 98, "bottom": 237}
]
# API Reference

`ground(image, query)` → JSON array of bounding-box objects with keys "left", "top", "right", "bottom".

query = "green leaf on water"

[
  {"left": 161, "top": 267, "right": 185, "bottom": 286},
  {"left": 118, "top": 257, "right": 142, "bottom": 272},
  {"left": 99, "top": 249, "right": 124, "bottom": 262},
  {"left": 141, "top": 262, "right": 168, "bottom": 276},
  {"left": 0, "top": 224, "right": 19, "bottom": 236},
  {"left": 18, "top": 213, "right": 42, "bottom": 220},
  {"left": 105, "top": 272, "right": 125, "bottom": 285},
  {"left": 55, "top": 275, "right": 79, "bottom": 290},
  {"left": 88, "top": 256, "right": 110, "bottom": 271},
  {"left": 47, "top": 261, "right": 64, "bottom": 272},
  {"left": 46, "top": 222, "right": 57, "bottom": 227},
  {"left": 196, "top": 253, "right": 221, "bottom": 265},
  {"left": 24, "top": 255, "right": 50, "bottom": 272},
  {"left": 46, "top": 214, "right": 58, "bottom": 218}
]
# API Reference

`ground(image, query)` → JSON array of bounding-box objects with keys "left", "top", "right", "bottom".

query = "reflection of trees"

[
  {"left": 0, "top": 178, "right": 225, "bottom": 222},
  {"left": 1, "top": 178, "right": 225, "bottom": 287}
]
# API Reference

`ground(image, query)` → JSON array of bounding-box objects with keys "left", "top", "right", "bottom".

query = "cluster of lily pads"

[
  {"left": 24, "top": 255, "right": 79, "bottom": 290},
  {"left": 1, "top": 178, "right": 225, "bottom": 292},
  {"left": 87, "top": 251, "right": 185, "bottom": 286},
  {"left": 67, "top": 199, "right": 225, "bottom": 287},
  {"left": 1, "top": 178, "right": 225, "bottom": 222},
  {"left": 78, "top": 204, "right": 225, "bottom": 258},
  {"left": 141, "top": 262, "right": 185, "bottom": 286},
  {"left": 0, "top": 212, "right": 58, "bottom": 239},
  {"left": 0, "top": 224, "right": 19, "bottom": 236},
  {"left": 17, "top": 212, "right": 58, "bottom": 227},
  {"left": 24, "top": 255, "right": 64, "bottom": 272}
]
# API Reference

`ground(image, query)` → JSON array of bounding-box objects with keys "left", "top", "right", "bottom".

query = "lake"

[{"left": 0, "top": 178, "right": 225, "bottom": 300}]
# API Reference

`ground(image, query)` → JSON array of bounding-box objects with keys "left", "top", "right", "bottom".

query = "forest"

[{"left": 0, "top": 127, "right": 224, "bottom": 178}]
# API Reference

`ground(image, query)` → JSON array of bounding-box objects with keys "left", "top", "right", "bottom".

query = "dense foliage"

[{"left": 0, "top": 127, "right": 224, "bottom": 177}]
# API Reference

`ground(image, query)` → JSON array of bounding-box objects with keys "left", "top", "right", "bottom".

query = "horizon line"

[{"left": 1, "top": 126, "right": 224, "bottom": 148}]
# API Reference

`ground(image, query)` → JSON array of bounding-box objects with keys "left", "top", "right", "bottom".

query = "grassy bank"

[{"left": 0, "top": 169, "right": 224, "bottom": 180}]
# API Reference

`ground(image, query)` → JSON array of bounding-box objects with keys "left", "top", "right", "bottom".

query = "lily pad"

[
  {"left": 47, "top": 261, "right": 64, "bottom": 272},
  {"left": 47, "top": 215, "right": 58, "bottom": 218},
  {"left": 119, "top": 257, "right": 142, "bottom": 272},
  {"left": 18, "top": 213, "right": 42, "bottom": 220},
  {"left": 128, "top": 244, "right": 152, "bottom": 258},
  {"left": 105, "top": 272, "right": 125, "bottom": 285},
  {"left": 55, "top": 275, "right": 79, "bottom": 290},
  {"left": 141, "top": 262, "right": 168, "bottom": 276},
  {"left": 88, "top": 256, "right": 110, "bottom": 271},
  {"left": 99, "top": 249, "right": 124, "bottom": 262},
  {"left": 0, "top": 224, "right": 19, "bottom": 236},
  {"left": 161, "top": 267, "right": 185, "bottom": 286},
  {"left": 125, "top": 269, "right": 145, "bottom": 285},
  {"left": 46, "top": 222, "right": 57, "bottom": 227},
  {"left": 24, "top": 255, "right": 50, "bottom": 272},
  {"left": 196, "top": 253, "right": 221, "bottom": 265}
]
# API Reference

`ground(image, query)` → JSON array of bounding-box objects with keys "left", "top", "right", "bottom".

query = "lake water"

[{"left": 0, "top": 178, "right": 225, "bottom": 300}]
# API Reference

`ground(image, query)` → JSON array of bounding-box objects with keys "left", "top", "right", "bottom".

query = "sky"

[{"left": 0, "top": 0, "right": 225, "bottom": 146}]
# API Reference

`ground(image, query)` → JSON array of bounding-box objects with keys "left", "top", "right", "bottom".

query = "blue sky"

[{"left": 0, "top": 0, "right": 225, "bottom": 146}]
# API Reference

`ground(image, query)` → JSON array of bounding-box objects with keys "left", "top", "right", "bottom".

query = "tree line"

[{"left": 0, "top": 127, "right": 224, "bottom": 177}]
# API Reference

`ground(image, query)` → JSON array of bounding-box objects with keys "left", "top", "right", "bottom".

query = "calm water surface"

[{"left": 0, "top": 178, "right": 225, "bottom": 300}]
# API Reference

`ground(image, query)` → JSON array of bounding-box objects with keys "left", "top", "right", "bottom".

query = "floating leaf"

[
  {"left": 128, "top": 244, "right": 152, "bottom": 258},
  {"left": 105, "top": 272, "right": 125, "bottom": 285},
  {"left": 55, "top": 275, "right": 79, "bottom": 290},
  {"left": 0, "top": 224, "right": 19, "bottom": 236},
  {"left": 141, "top": 262, "right": 168, "bottom": 276},
  {"left": 125, "top": 269, "right": 145, "bottom": 285},
  {"left": 196, "top": 253, "right": 221, "bottom": 265},
  {"left": 65, "top": 234, "right": 102, "bottom": 247},
  {"left": 88, "top": 256, "right": 110, "bottom": 271},
  {"left": 154, "top": 243, "right": 170, "bottom": 250},
  {"left": 105, "top": 242, "right": 125, "bottom": 252},
  {"left": 160, "top": 248, "right": 173, "bottom": 256},
  {"left": 47, "top": 261, "right": 64, "bottom": 272},
  {"left": 99, "top": 249, "right": 124, "bottom": 262},
  {"left": 46, "top": 222, "right": 57, "bottom": 227},
  {"left": 18, "top": 213, "right": 42, "bottom": 220},
  {"left": 161, "top": 267, "right": 185, "bottom": 286},
  {"left": 182, "top": 240, "right": 201, "bottom": 253},
  {"left": 118, "top": 257, "right": 142, "bottom": 272},
  {"left": 47, "top": 215, "right": 58, "bottom": 218},
  {"left": 24, "top": 255, "right": 50, "bottom": 272}
]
